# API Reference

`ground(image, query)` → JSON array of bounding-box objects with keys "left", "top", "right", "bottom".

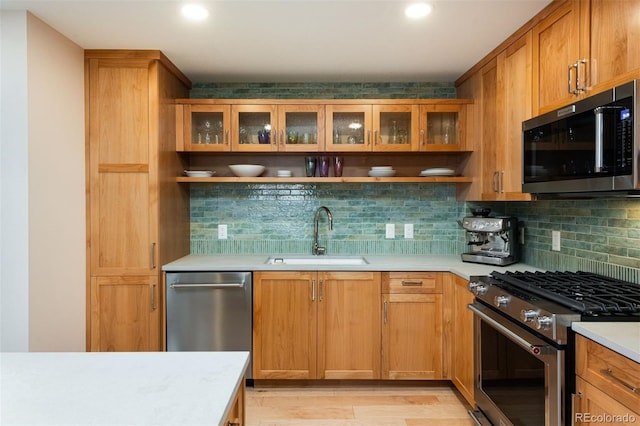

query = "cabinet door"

[
  {"left": 586, "top": 0, "right": 640, "bottom": 90},
  {"left": 325, "top": 105, "right": 373, "bottom": 152},
  {"left": 495, "top": 32, "right": 533, "bottom": 201},
  {"left": 317, "top": 272, "right": 381, "bottom": 379},
  {"left": 276, "top": 105, "right": 325, "bottom": 152},
  {"left": 447, "top": 274, "right": 475, "bottom": 405},
  {"left": 90, "top": 275, "right": 159, "bottom": 351},
  {"left": 372, "top": 105, "right": 419, "bottom": 151},
  {"left": 419, "top": 104, "right": 467, "bottom": 151},
  {"left": 181, "top": 104, "right": 231, "bottom": 151},
  {"left": 231, "top": 105, "right": 278, "bottom": 152},
  {"left": 532, "top": 0, "right": 581, "bottom": 114},
  {"left": 382, "top": 293, "right": 443, "bottom": 379},
  {"left": 252, "top": 272, "right": 317, "bottom": 379},
  {"left": 88, "top": 59, "right": 157, "bottom": 275},
  {"left": 480, "top": 58, "right": 500, "bottom": 200},
  {"left": 574, "top": 377, "right": 640, "bottom": 426}
]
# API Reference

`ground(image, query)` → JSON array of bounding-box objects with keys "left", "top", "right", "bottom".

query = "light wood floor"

[{"left": 246, "top": 385, "right": 476, "bottom": 425}]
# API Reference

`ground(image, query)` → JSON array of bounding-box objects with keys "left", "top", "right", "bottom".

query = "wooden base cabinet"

[
  {"left": 253, "top": 271, "right": 381, "bottom": 380},
  {"left": 444, "top": 273, "right": 475, "bottom": 405},
  {"left": 381, "top": 272, "right": 443, "bottom": 380},
  {"left": 85, "top": 50, "right": 191, "bottom": 351},
  {"left": 574, "top": 335, "right": 640, "bottom": 425}
]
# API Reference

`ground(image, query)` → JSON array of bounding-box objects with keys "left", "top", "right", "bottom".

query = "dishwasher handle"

[{"left": 169, "top": 282, "right": 245, "bottom": 289}]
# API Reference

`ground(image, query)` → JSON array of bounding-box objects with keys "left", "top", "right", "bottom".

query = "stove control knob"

[
  {"left": 494, "top": 295, "right": 510, "bottom": 308},
  {"left": 520, "top": 309, "right": 539, "bottom": 323},
  {"left": 474, "top": 285, "right": 488, "bottom": 296},
  {"left": 467, "top": 281, "right": 480, "bottom": 292},
  {"left": 535, "top": 315, "right": 553, "bottom": 330}
]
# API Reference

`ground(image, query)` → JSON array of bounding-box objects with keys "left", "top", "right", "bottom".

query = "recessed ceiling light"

[
  {"left": 181, "top": 4, "right": 209, "bottom": 21},
  {"left": 405, "top": 3, "right": 433, "bottom": 19}
]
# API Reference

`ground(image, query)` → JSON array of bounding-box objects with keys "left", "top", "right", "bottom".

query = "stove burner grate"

[{"left": 490, "top": 271, "right": 640, "bottom": 316}]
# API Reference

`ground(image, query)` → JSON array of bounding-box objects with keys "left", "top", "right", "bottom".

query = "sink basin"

[{"left": 265, "top": 255, "right": 369, "bottom": 266}]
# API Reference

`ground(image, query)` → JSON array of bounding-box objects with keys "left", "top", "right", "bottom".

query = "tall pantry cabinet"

[{"left": 85, "top": 50, "right": 191, "bottom": 351}]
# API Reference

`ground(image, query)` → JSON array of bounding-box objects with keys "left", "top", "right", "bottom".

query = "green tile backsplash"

[
  {"left": 190, "top": 183, "right": 465, "bottom": 256},
  {"left": 190, "top": 82, "right": 457, "bottom": 99},
  {"left": 469, "top": 199, "right": 640, "bottom": 282}
]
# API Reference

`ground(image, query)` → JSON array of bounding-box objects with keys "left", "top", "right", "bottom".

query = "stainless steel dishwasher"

[{"left": 166, "top": 271, "right": 252, "bottom": 378}]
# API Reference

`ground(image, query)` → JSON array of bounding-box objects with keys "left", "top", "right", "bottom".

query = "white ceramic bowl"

[{"left": 228, "top": 164, "right": 265, "bottom": 177}]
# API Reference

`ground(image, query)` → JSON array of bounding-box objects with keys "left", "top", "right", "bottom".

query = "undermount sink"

[{"left": 265, "top": 255, "right": 369, "bottom": 266}]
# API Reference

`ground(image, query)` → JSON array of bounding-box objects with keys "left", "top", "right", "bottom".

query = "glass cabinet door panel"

[
  {"left": 373, "top": 105, "right": 419, "bottom": 151},
  {"left": 419, "top": 105, "right": 467, "bottom": 151},
  {"left": 183, "top": 105, "right": 231, "bottom": 152},
  {"left": 325, "top": 105, "right": 372, "bottom": 152},
  {"left": 277, "top": 105, "right": 325, "bottom": 152},
  {"left": 232, "top": 105, "right": 277, "bottom": 152}
]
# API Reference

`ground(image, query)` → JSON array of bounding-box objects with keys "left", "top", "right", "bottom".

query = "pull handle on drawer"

[
  {"left": 601, "top": 368, "right": 639, "bottom": 394},
  {"left": 401, "top": 280, "right": 423, "bottom": 286}
]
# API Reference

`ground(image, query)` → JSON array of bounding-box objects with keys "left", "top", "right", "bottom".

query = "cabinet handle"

[
  {"left": 150, "top": 242, "right": 156, "bottom": 269},
  {"left": 366, "top": 130, "right": 371, "bottom": 146},
  {"left": 150, "top": 284, "right": 156, "bottom": 311},
  {"left": 311, "top": 279, "right": 316, "bottom": 301},
  {"left": 383, "top": 300, "right": 388, "bottom": 324},
  {"left": 571, "top": 392, "right": 583, "bottom": 426},
  {"left": 567, "top": 63, "right": 576, "bottom": 94},
  {"left": 224, "top": 129, "right": 229, "bottom": 144},
  {"left": 420, "top": 129, "right": 425, "bottom": 146},
  {"left": 498, "top": 170, "right": 504, "bottom": 193},
  {"left": 279, "top": 129, "right": 284, "bottom": 146},
  {"left": 319, "top": 279, "right": 323, "bottom": 301},
  {"left": 401, "top": 280, "right": 423, "bottom": 286},
  {"left": 374, "top": 130, "right": 379, "bottom": 145},
  {"left": 492, "top": 171, "right": 499, "bottom": 193},
  {"left": 601, "top": 368, "right": 639, "bottom": 393},
  {"left": 576, "top": 58, "right": 587, "bottom": 94}
]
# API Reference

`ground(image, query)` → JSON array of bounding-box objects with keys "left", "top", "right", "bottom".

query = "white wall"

[
  {"left": 0, "top": 11, "right": 86, "bottom": 351},
  {"left": 1, "top": 11, "right": 30, "bottom": 352}
]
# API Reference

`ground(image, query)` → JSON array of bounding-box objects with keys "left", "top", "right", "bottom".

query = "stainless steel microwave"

[{"left": 522, "top": 79, "right": 638, "bottom": 197}]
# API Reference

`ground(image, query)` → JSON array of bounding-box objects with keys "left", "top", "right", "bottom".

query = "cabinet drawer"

[
  {"left": 382, "top": 272, "right": 442, "bottom": 294},
  {"left": 576, "top": 334, "right": 640, "bottom": 412}
]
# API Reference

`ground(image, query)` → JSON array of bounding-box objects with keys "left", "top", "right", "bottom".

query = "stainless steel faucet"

[{"left": 312, "top": 206, "right": 333, "bottom": 255}]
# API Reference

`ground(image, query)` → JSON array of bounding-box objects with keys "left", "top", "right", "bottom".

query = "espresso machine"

[{"left": 460, "top": 211, "right": 519, "bottom": 266}]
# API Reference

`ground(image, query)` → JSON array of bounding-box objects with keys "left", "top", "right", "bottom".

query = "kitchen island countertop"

[
  {"left": 572, "top": 322, "right": 640, "bottom": 363},
  {"left": 162, "top": 254, "right": 539, "bottom": 280},
  {"left": 1, "top": 351, "right": 249, "bottom": 426}
]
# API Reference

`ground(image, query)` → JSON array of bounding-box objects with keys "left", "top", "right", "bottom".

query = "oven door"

[{"left": 470, "top": 302, "right": 565, "bottom": 426}]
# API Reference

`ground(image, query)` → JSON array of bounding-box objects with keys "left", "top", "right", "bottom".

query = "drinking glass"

[
  {"left": 318, "top": 156, "right": 330, "bottom": 177},
  {"left": 333, "top": 156, "right": 344, "bottom": 177},
  {"left": 305, "top": 156, "right": 317, "bottom": 177}
]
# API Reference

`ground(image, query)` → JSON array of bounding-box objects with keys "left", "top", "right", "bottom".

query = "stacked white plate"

[
  {"left": 368, "top": 166, "right": 396, "bottom": 177},
  {"left": 184, "top": 170, "right": 215, "bottom": 177},
  {"left": 420, "top": 168, "right": 455, "bottom": 176}
]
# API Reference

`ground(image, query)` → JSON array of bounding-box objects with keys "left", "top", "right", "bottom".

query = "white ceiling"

[{"left": 2, "top": 0, "right": 552, "bottom": 84}]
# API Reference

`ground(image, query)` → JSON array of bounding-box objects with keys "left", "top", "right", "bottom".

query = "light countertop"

[
  {"left": 1, "top": 351, "right": 249, "bottom": 426},
  {"left": 572, "top": 322, "right": 640, "bottom": 363},
  {"left": 162, "top": 254, "right": 539, "bottom": 280}
]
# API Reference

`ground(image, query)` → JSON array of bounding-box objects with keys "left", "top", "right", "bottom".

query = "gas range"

[{"left": 469, "top": 270, "right": 640, "bottom": 345}]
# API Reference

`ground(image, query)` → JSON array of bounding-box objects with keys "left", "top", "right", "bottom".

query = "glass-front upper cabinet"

[
  {"left": 231, "top": 105, "right": 278, "bottom": 152},
  {"left": 325, "top": 105, "right": 373, "bottom": 152},
  {"left": 276, "top": 105, "right": 325, "bottom": 152},
  {"left": 179, "top": 104, "right": 231, "bottom": 152},
  {"left": 372, "top": 105, "right": 420, "bottom": 151},
  {"left": 419, "top": 104, "right": 467, "bottom": 151}
]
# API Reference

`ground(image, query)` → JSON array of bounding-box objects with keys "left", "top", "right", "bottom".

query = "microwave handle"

[{"left": 594, "top": 107, "right": 605, "bottom": 173}]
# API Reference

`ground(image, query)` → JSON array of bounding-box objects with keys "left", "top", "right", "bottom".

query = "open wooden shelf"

[{"left": 176, "top": 176, "right": 473, "bottom": 184}]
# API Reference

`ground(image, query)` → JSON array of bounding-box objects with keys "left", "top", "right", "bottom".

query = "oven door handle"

[{"left": 469, "top": 303, "right": 551, "bottom": 357}]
